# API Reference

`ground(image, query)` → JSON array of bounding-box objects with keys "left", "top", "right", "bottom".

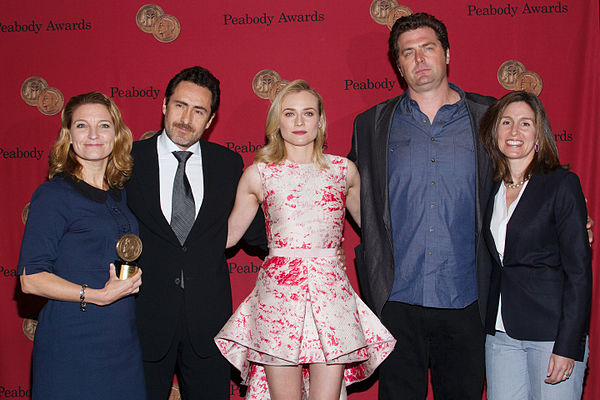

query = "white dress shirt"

[
  {"left": 490, "top": 180, "right": 529, "bottom": 332},
  {"left": 157, "top": 130, "right": 204, "bottom": 223}
]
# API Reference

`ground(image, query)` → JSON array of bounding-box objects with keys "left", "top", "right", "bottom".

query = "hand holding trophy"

[{"left": 115, "top": 233, "right": 143, "bottom": 279}]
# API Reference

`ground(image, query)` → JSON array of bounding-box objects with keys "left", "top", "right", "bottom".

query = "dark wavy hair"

[{"left": 479, "top": 91, "right": 562, "bottom": 184}]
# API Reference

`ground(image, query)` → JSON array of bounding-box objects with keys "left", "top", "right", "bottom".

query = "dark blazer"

[
  {"left": 349, "top": 91, "right": 496, "bottom": 323},
  {"left": 483, "top": 168, "right": 592, "bottom": 361},
  {"left": 127, "top": 133, "right": 263, "bottom": 360}
]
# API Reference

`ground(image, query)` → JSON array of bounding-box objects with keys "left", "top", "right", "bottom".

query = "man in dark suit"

[
  {"left": 126, "top": 66, "right": 264, "bottom": 400},
  {"left": 349, "top": 13, "right": 495, "bottom": 399}
]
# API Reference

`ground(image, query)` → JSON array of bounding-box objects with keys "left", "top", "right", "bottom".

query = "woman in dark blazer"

[{"left": 479, "top": 91, "right": 592, "bottom": 400}]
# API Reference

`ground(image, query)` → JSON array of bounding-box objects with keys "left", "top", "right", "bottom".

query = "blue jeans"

[{"left": 485, "top": 332, "right": 589, "bottom": 400}]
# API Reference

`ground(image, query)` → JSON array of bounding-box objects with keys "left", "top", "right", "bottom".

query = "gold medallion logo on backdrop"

[
  {"left": 268, "top": 80, "right": 291, "bottom": 102},
  {"left": 136, "top": 4, "right": 180, "bottom": 43},
  {"left": 136, "top": 4, "right": 164, "bottom": 33},
  {"left": 252, "top": 69, "right": 283, "bottom": 100},
  {"left": 496, "top": 61, "right": 570, "bottom": 142},
  {"left": 370, "top": 0, "right": 413, "bottom": 29},
  {"left": 20, "top": 77, "right": 64, "bottom": 116},
  {"left": 497, "top": 60, "right": 526, "bottom": 90},
  {"left": 37, "top": 87, "right": 65, "bottom": 116},
  {"left": 20, "top": 77, "right": 47, "bottom": 106},
  {"left": 496, "top": 60, "right": 543, "bottom": 95},
  {"left": 515, "top": 71, "right": 543, "bottom": 96}
]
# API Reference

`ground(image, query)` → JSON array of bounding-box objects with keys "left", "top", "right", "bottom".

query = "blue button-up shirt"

[{"left": 387, "top": 83, "right": 478, "bottom": 308}]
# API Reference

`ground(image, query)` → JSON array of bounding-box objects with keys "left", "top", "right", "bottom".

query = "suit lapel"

[
  {"left": 135, "top": 134, "right": 181, "bottom": 245},
  {"left": 186, "top": 140, "right": 217, "bottom": 240},
  {"left": 504, "top": 174, "right": 540, "bottom": 257},
  {"left": 465, "top": 96, "right": 494, "bottom": 235},
  {"left": 484, "top": 181, "right": 503, "bottom": 267},
  {"left": 376, "top": 98, "right": 401, "bottom": 236}
]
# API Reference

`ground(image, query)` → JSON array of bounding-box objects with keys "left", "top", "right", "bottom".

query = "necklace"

[{"left": 505, "top": 176, "right": 530, "bottom": 189}]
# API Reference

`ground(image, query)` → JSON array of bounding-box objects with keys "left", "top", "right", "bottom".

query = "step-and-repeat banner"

[{"left": 2, "top": 1, "right": 599, "bottom": 399}]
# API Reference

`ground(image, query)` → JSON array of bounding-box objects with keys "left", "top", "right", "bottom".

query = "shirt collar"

[
  {"left": 59, "top": 173, "right": 121, "bottom": 203},
  {"left": 399, "top": 82, "right": 467, "bottom": 122},
  {"left": 157, "top": 129, "right": 202, "bottom": 158}
]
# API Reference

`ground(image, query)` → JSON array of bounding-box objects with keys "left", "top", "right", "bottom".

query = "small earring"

[{"left": 534, "top": 143, "right": 539, "bottom": 153}]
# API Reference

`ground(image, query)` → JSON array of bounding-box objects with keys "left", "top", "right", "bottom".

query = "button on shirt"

[{"left": 387, "top": 83, "right": 477, "bottom": 308}]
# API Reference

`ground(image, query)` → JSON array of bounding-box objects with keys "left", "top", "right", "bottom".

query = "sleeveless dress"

[
  {"left": 215, "top": 155, "right": 395, "bottom": 400},
  {"left": 18, "top": 175, "right": 146, "bottom": 400}
]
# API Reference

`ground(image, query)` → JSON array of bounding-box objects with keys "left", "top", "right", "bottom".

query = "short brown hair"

[
  {"left": 48, "top": 92, "right": 133, "bottom": 189},
  {"left": 479, "top": 91, "right": 562, "bottom": 183},
  {"left": 389, "top": 13, "right": 450, "bottom": 69}
]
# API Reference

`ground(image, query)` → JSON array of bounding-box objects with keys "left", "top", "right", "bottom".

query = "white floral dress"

[{"left": 215, "top": 155, "right": 396, "bottom": 399}]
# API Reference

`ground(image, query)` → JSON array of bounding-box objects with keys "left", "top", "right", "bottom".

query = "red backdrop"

[{"left": 1, "top": 1, "right": 598, "bottom": 398}]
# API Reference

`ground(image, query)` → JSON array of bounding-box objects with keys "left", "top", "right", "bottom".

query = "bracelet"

[{"left": 79, "top": 284, "right": 88, "bottom": 312}]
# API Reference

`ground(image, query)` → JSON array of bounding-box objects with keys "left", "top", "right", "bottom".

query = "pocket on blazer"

[{"left": 527, "top": 276, "right": 563, "bottom": 294}]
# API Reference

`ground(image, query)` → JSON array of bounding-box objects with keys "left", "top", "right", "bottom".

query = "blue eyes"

[
  {"left": 73, "top": 123, "right": 112, "bottom": 129},
  {"left": 284, "top": 112, "right": 314, "bottom": 117}
]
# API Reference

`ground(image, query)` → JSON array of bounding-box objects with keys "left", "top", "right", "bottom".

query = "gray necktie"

[{"left": 171, "top": 151, "right": 195, "bottom": 245}]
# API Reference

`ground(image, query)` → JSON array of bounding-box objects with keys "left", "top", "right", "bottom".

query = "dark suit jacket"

[
  {"left": 349, "top": 91, "right": 496, "bottom": 323},
  {"left": 483, "top": 168, "right": 592, "bottom": 361},
  {"left": 127, "top": 133, "right": 264, "bottom": 360}
]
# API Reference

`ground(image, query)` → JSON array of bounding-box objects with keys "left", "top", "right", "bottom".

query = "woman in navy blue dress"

[{"left": 18, "top": 92, "right": 146, "bottom": 399}]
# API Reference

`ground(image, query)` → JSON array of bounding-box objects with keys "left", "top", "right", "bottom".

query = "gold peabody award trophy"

[{"left": 115, "top": 233, "right": 142, "bottom": 279}]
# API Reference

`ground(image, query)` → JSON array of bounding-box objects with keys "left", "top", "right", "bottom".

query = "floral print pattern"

[{"left": 215, "top": 155, "right": 395, "bottom": 399}]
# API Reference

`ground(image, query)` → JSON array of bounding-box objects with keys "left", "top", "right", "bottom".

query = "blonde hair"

[
  {"left": 254, "top": 80, "right": 328, "bottom": 169},
  {"left": 48, "top": 92, "right": 133, "bottom": 189}
]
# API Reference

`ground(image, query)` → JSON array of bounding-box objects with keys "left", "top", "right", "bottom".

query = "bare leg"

[
  {"left": 264, "top": 364, "right": 303, "bottom": 400},
  {"left": 308, "top": 363, "right": 345, "bottom": 400}
]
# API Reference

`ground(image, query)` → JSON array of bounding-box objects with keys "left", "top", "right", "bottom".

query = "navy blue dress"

[{"left": 18, "top": 174, "right": 146, "bottom": 400}]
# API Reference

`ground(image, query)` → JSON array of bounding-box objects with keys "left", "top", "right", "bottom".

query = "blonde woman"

[
  {"left": 215, "top": 80, "right": 395, "bottom": 400},
  {"left": 18, "top": 92, "right": 146, "bottom": 400}
]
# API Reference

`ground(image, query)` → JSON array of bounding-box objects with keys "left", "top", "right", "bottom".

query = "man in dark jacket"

[
  {"left": 349, "top": 13, "right": 495, "bottom": 399},
  {"left": 126, "top": 66, "right": 265, "bottom": 400}
]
